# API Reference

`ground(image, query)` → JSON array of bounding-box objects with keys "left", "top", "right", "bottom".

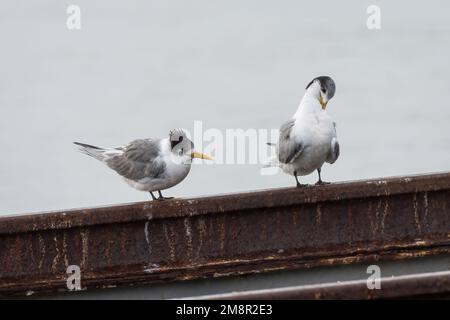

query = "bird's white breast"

[
  {"left": 125, "top": 139, "right": 192, "bottom": 192},
  {"left": 283, "top": 109, "right": 336, "bottom": 176},
  {"left": 162, "top": 142, "right": 192, "bottom": 185}
]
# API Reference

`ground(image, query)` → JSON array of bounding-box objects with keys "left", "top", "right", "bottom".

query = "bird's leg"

[
  {"left": 149, "top": 192, "right": 157, "bottom": 201},
  {"left": 294, "top": 171, "right": 308, "bottom": 188},
  {"left": 157, "top": 190, "right": 173, "bottom": 201},
  {"left": 295, "top": 174, "right": 301, "bottom": 188},
  {"left": 315, "top": 167, "right": 330, "bottom": 185}
]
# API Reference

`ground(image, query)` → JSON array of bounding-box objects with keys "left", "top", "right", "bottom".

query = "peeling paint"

[
  {"left": 144, "top": 221, "right": 151, "bottom": 257},
  {"left": 144, "top": 263, "right": 160, "bottom": 273}
]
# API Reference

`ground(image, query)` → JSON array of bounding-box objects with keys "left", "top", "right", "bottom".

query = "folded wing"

[
  {"left": 105, "top": 139, "right": 167, "bottom": 181},
  {"left": 278, "top": 119, "right": 304, "bottom": 164}
]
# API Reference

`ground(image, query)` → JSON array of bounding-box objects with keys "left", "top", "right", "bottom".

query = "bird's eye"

[{"left": 321, "top": 87, "right": 326, "bottom": 93}]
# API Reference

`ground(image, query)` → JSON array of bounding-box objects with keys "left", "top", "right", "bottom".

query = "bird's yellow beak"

[
  {"left": 191, "top": 151, "right": 214, "bottom": 160},
  {"left": 319, "top": 94, "right": 327, "bottom": 110}
]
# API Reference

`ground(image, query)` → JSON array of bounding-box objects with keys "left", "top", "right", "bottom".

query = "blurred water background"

[{"left": 1, "top": 0, "right": 450, "bottom": 215}]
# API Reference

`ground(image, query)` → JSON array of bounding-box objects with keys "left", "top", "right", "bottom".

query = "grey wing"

[
  {"left": 105, "top": 139, "right": 166, "bottom": 181},
  {"left": 326, "top": 136, "right": 340, "bottom": 164},
  {"left": 278, "top": 119, "right": 304, "bottom": 164}
]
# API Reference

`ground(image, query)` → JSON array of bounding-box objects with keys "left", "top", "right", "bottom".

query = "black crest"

[
  {"left": 305, "top": 76, "right": 336, "bottom": 99},
  {"left": 169, "top": 129, "right": 185, "bottom": 149},
  {"left": 169, "top": 129, "right": 194, "bottom": 151}
]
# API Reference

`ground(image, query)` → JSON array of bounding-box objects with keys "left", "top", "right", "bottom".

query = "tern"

[
  {"left": 269, "top": 76, "right": 339, "bottom": 187},
  {"left": 74, "top": 129, "right": 212, "bottom": 200}
]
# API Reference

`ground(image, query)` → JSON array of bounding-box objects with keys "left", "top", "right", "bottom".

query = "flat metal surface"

[{"left": 1, "top": 172, "right": 450, "bottom": 297}]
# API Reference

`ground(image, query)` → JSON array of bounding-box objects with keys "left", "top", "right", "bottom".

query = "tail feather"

[
  {"left": 262, "top": 157, "right": 280, "bottom": 168},
  {"left": 73, "top": 142, "right": 107, "bottom": 161},
  {"left": 73, "top": 142, "right": 102, "bottom": 149}
]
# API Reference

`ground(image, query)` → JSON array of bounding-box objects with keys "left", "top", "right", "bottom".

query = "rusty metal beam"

[
  {"left": 1, "top": 172, "right": 450, "bottom": 297},
  {"left": 191, "top": 270, "right": 450, "bottom": 300}
]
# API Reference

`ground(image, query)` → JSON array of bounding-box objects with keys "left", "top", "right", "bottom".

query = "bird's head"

[
  {"left": 169, "top": 129, "right": 213, "bottom": 162},
  {"left": 305, "top": 76, "right": 336, "bottom": 110}
]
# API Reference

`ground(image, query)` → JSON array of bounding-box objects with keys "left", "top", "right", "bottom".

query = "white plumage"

[{"left": 271, "top": 76, "right": 339, "bottom": 186}]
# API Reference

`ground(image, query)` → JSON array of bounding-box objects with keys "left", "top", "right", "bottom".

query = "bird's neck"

[{"left": 293, "top": 91, "right": 323, "bottom": 119}]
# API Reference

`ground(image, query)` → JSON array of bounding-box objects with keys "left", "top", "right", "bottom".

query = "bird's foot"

[
  {"left": 315, "top": 180, "right": 331, "bottom": 186},
  {"left": 156, "top": 190, "right": 174, "bottom": 201},
  {"left": 157, "top": 196, "right": 174, "bottom": 201},
  {"left": 296, "top": 183, "right": 309, "bottom": 188}
]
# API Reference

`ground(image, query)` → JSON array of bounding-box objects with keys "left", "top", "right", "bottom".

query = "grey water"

[{"left": 1, "top": 0, "right": 450, "bottom": 216}]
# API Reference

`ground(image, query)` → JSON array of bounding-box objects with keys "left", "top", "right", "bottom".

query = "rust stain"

[
  {"left": 315, "top": 204, "right": 322, "bottom": 226},
  {"left": 275, "top": 211, "right": 282, "bottom": 239},
  {"left": 379, "top": 198, "right": 389, "bottom": 235},
  {"left": 62, "top": 232, "right": 69, "bottom": 268},
  {"left": 347, "top": 204, "right": 353, "bottom": 243},
  {"left": 183, "top": 218, "right": 193, "bottom": 260},
  {"left": 196, "top": 218, "right": 207, "bottom": 259},
  {"left": 423, "top": 192, "right": 429, "bottom": 232},
  {"left": 413, "top": 193, "right": 422, "bottom": 234},
  {"left": 163, "top": 223, "right": 176, "bottom": 261},
  {"left": 51, "top": 236, "right": 60, "bottom": 272},
  {"left": 38, "top": 233, "right": 46, "bottom": 271},
  {"left": 80, "top": 230, "right": 89, "bottom": 269},
  {"left": 367, "top": 201, "right": 375, "bottom": 240},
  {"left": 374, "top": 198, "right": 382, "bottom": 235},
  {"left": 292, "top": 210, "right": 298, "bottom": 227},
  {"left": 219, "top": 216, "right": 226, "bottom": 254}
]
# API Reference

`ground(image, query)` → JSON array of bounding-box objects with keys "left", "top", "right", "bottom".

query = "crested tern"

[
  {"left": 74, "top": 129, "right": 212, "bottom": 200},
  {"left": 270, "top": 76, "right": 339, "bottom": 187}
]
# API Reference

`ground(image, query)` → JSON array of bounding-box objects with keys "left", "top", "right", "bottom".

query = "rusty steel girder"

[
  {"left": 1, "top": 172, "right": 450, "bottom": 297},
  {"left": 196, "top": 271, "right": 450, "bottom": 300}
]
